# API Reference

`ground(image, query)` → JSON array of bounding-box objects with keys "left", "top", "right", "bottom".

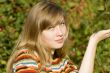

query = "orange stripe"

[
  {"left": 17, "top": 69, "right": 38, "bottom": 73},
  {"left": 16, "top": 65, "right": 27, "bottom": 70},
  {"left": 16, "top": 49, "right": 29, "bottom": 57},
  {"left": 65, "top": 67, "right": 71, "bottom": 73},
  {"left": 15, "top": 54, "right": 40, "bottom": 63},
  {"left": 52, "top": 58, "right": 61, "bottom": 64}
]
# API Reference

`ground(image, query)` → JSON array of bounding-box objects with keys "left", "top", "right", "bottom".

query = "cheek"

[
  {"left": 45, "top": 35, "right": 53, "bottom": 42},
  {"left": 41, "top": 32, "right": 55, "bottom": 44},
  {"left": 63, "top": 27, "right": 68, "bottom": 38},
  {"left": 41, "top": 33, "right": 56, "bottom": 48}
]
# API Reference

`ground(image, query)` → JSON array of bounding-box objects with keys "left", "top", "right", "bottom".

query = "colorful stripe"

[{"left": 13, "top": 48, "right": 78, "bottom": 73}]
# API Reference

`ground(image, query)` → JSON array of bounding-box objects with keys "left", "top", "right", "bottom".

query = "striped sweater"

[{"left": 13, "top": 48, "right": 78, "bottom": 73}]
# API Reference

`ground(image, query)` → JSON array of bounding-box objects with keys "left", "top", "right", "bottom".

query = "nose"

[{"left": 56, "top": 25, "right": 63, "bottom": 37}]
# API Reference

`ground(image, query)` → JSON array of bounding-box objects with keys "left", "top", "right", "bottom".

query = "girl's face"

[{"left": 40, "top": 19, "right": 68, "bottom": 49}]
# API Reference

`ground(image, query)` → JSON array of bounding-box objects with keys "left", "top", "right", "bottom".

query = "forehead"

[
  {"left": 50, "top": 14, "right": 65, "bottom": 27},
  {"left": 40, "top": 13, "right": 66, "bottom": 30}
]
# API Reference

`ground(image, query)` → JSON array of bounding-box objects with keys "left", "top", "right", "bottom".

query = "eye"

[
  {"left": 47, "top": 26, "right": 55, "bottom": 30},
  {"left": 60, "top": 21, "right": 65, "bottom": 26}
]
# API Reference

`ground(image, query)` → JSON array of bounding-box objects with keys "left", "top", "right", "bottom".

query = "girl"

[{"left": 7, "top": 1, "right": 110, "bottom": 73}]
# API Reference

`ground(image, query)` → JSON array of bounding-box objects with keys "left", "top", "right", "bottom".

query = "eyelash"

[
  {"left": 60, "top": 22, "right": 65, "bottom": 26},
  {"left": 47, "top": 22, "right": 65, "bottom": 30},
  {"left": 47, "top": 26, "right": 55, "bottom": 30}
]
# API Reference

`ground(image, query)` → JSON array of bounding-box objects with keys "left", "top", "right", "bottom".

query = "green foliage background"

[{"left": 0, "top": 0, "right": 110, "bottom": 73}]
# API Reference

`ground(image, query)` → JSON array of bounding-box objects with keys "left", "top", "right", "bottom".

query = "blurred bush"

[{"left": 0, "top": 0, "right": 110, "bottom": 73}]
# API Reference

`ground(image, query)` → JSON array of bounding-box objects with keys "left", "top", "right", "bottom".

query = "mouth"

[{"left": 55, "top": 38, "right": 64, "bottom": 43}]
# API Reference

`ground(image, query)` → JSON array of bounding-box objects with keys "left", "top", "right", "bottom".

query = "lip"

[{"left": 55, "top": 38, "right": 64, "bottom": 43}]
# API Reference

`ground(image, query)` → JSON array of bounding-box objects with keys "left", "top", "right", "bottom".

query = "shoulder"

[{"left": 12, "top": 48, "right": 41, "bottom": 73}]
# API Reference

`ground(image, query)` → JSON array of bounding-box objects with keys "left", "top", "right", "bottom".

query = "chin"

[{"left": 53, "top": 44, "right": 64, "bottom": 49}]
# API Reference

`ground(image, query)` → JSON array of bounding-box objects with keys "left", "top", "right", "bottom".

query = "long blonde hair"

[{"left": 7, "top": 1, "right": 68, "bottom": 73}]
